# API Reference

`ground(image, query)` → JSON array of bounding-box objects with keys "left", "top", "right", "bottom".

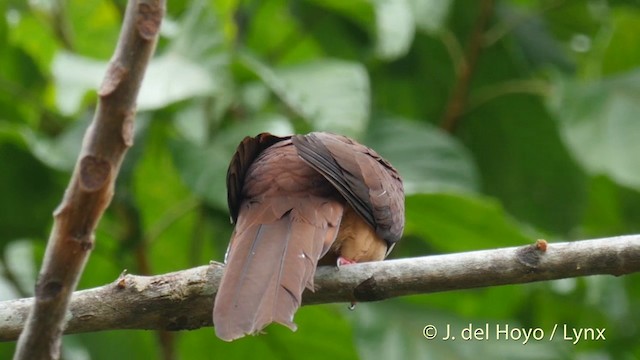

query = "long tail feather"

[{"left": 213, "top": 198, "right": 342, "bottom": 341}]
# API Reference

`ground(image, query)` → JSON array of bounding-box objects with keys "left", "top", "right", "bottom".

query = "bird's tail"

[{"left": 213, "top": 197, "right": 343, "bottom": 341}]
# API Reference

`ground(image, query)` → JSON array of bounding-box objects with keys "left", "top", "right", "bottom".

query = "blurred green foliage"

[{"left": 1, "top": 0, "right": 640, "bottom": 359}]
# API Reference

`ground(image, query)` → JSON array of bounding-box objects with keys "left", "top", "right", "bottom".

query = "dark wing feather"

[
  {"left": 291, "top": 135, "right": 373, "bottom": 225},
  {"left": 226, "top": 133, "right": 289, "bottom": 223},
  {"left": 292, "top": 132, "right": 404, "bottom": 244}
]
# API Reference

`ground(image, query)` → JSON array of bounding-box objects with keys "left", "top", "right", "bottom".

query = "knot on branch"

[
  {"left": 165, "top": 316, "right": 190, "bottom": 331},
  {"left": 36, "top": 280, "right": 63, "bottom": 301},
  {"left": 353, "top": 276, "right": 381, "bottom": 302},
  {"left": 122, "top": 113, "right": 135, "bottom": 147},
  {"left": 516, "top": 241, "right": 547, "bottom": 270},
  {"left": 137, "top": 2, "right": 163, "bottom": 40},
  {"left": 99, "top": 61, "right": 127, "bottom": 97},
  {"left": 79, "top": 155, "right": 111, "bottom": 192}
]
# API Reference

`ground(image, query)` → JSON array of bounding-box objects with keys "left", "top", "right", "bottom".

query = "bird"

[{"left": 213, "top": 132, "right": 404, "bottom": 342}]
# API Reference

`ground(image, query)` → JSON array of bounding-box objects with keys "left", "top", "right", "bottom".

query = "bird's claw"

[{"left": 337, "top": 256, "right": 357, "bottom": 268}]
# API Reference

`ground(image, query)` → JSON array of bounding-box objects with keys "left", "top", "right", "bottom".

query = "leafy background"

[{"left": 1, "top": 0, "right": 640, "bottom": 359}]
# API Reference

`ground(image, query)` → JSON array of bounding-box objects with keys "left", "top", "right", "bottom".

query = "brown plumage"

[{"left": 213, "top": 132, "right": 404, "bottom": 341}]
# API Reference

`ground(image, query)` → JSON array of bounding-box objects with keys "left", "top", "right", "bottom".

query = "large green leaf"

[
  {"left": 602, "top": 8, "right": 640, "bottom": 75},
  {"left": 411, "top": 0, "right": 452, "bottom": 34},
  {"left": 373, "top": 0, "right": 415, "bottom": 60},
  {"left": 66, "top": 331, "right": 157, "bottom": 360},
  {"left": 350, "top": 300, "right": 566, "bottom": 360},
  {"left": 500, "top": 4, "right": 574, "bottom": 72},
  {"left": 169, "top": 116, "right": 294, "bottom": 211},
  {"left": 404, "top": 193, "right": 535, "bottom": 254},
  {"left": 549, "top": 70, "right": 640, "bottom": 191},
  {"left": 302, "top": 0, "right": 374, "bottom": 29},
  {"left": 0, "top": 143, "right": 62, "bottom": 247},
  {"left": 0, "top": 239, "right": 36, "bottom": 302},
  {"left": 199, "top": 305, "right": 358, "bottom": 360},
  {"left": 169, "top": 138, "right": 232, "bottom": 211},
  {"left": 20, "top": 117, "right": 87, "bottom": 171},
  {"left": 461, "top": 92, "right": 586, "bottom": 235},
  {"left": 51, "top": 52, "right": 103, "bottom": 115},
  {"left": 580, "top": 176, "right": 640, "bottom": 237},
  {"left": 67, "top": 0, "right": 121, "bottom": 58},
  {"left": 242, "top": 0, "right": 325, "bottom": 64},
  {"left": 52, "top": 52, "right": 218, "bottom": 115},
  {"left": 53, "top": 1, "right": 228, "bottom": 115},
  {"left": 242, "top": 54, "right": 370, "bottom": 137},
  {"left": 130, "top": 121, "right": 211, "bottom": 274},
  {"left": 365, "top": 117, "right": 479, "bottom": 194},
  {"left": 137, "top": 53, "right": 218, "bottom": 110},
  {"left": 8, "top": 14, "right": 58, "bottom": 73}
]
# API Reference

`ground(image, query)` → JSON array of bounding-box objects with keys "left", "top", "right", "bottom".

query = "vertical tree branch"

[
  {"left": 13, "top": 1, "right": 165, "bottom": 359},
  {"left": 440, "top": 0, "right": 494, "bottom": 133}
]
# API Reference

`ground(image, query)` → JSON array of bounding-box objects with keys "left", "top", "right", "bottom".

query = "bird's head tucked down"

[{"left": 213, "top": 132, "right": 404, "bottom": 341}]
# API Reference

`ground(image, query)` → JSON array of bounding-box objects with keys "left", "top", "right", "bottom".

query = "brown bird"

[{"left": 213, "top": 132, "right": 404, "bottom": 341}]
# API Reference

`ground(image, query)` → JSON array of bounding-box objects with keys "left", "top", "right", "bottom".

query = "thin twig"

[
  {"left": 440, "top": 0, "right": 494, "bottom": 133},
  {"left": 465, "top": 79, "right": 551, "bottom": 113},
  {"left": 12, "top": 1, "right": 165, "bottom": 359},
  {"left": 438, "top": 29, "right": 466, "bottom": 78},
  {"left": 1, "top": 235, "right": 639, "bottom": 341},
  {"left": 50, "top": 0, "right": 75, "bottom": 51}
]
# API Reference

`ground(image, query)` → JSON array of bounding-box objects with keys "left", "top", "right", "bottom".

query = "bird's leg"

[
  {"left": 336, "top": 256, "right": 358, "bottom": 310},
  {"left": 336, "top": 256, "right": 357, "bottom": 267}
]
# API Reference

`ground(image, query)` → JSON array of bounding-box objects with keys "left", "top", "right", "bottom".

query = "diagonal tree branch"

[
  {"left": 1, "top": 235, "right": 639, "bottom": 342},
  {"left": 12, "top": 1, "right": 165, "bottom": 359}
]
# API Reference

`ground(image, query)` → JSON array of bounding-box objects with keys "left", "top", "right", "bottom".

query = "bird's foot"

[
  {"left": 337, "top": 256, "right": 357, "bottom": 267},
  {"left": 336, "top": 257, "right": 358, "bottom": 310}
]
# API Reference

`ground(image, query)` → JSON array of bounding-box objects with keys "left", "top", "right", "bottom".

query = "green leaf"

[
  {"left": 410, "top": 0, "right": 452, "bottom": 34},
  {"left": 243, "top": 54, "right": 370, "bottom": 137},
  {"left": 405, "top": 193, "right": 535, "bottom": 253},
  {"left": 350, "top": 300, "right": 566, "bottom": 360},
  {"left": 373, "top": 0, "right": 415, "bottom": 60},
  {"left": 0, "top": 143, "right": 62, "bottom": 246},
  {"left": 52, "top": 1, "right": 229, "bottom": 115},
  {"left": 302, "top": 0, "right": 374, "bottom": 29},
  {"left": 66, "top": 331, "right": 157, "bottom": 360},
  {"left": 8, "top": 14, "right": 58, "bottom": 73},
  {"left": 172, "top": 101, "right": 211, "bottom": 146},
  {"left": 129, "top": 121, "right": 208, "bottom": 274},
  {"left": 462, "top": 93, "right": 586, "bottom": 235},
  {"left": 20, "top": 117, "right": 87, "bottom": 171},
  {"left": 580, "top": 176, "right": 640, "bottom": 238},
  {"left": 52, "top": 52, "right": 219, "bottom": 114},
  {"left": 51, "top": 51, "right": 103, "bottom": 115},
  {"left": 242, "top": 0, "right": 324, "bottom": 64},
  {"left": 169, "top": 139, "right": 231, "bottom": 211},
  {"left": 201, "top": 305, "right": 358, "bottom": 360},
  {"left": 170, "top": 116, "right": 294, "bottom": 210},
  {"left": 67, "top": 0, "right": 120, "bottom": 58},
  {"left": 137, "top": 53, "right": 217, "bottom": 110},
  {"left": 1, "top": 239, "right": 36, "bottom": 299},
  {"left": 602, "top": 8, "right": 640, "bottom": 75},
  {"left": 549, "top": 70, "right": 640, "bottom": 191},
  {"left": 142, "top": 0, "right": 229, "bottom": 111},
  {"left": 365, "top": 117, "right": 479, "bottom": 194},
  {"left": 501, "top": 5, "right": 573, "bottom": 71}
]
